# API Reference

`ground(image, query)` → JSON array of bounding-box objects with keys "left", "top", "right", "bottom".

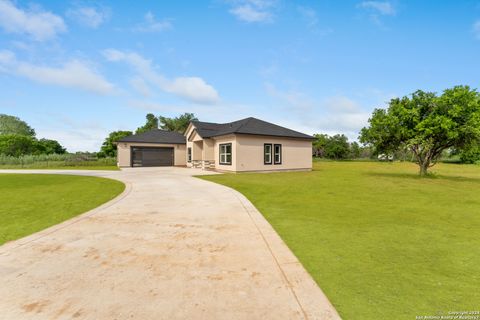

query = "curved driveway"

[{"left": 0, "top": 168, "right": 340, "bottom": 320}]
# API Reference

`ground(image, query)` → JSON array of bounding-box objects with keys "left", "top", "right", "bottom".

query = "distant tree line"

[
  {"left": 312, "top": 133, "right": 371, "bottom": 160},
  {"left": 0, "top": 114, "right": 66, "bottom": 156},
  {"left": 98, "top": 112, "right": 197, "bottom": 157}
]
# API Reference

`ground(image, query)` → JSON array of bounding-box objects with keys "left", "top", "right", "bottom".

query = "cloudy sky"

[{"left": 0, "top": 0, "right": 479, "bottom": 151}]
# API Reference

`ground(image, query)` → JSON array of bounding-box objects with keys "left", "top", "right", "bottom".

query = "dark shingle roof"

[
  {"left": 190, "top": 117, "right": 314, "bottom": 140},
  {"left": 117, "top": 129, "right": 186, "bottom": 144}
]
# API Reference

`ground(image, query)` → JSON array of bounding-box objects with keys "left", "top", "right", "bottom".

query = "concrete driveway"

[{"left": 0, "top": 167, "right": 340, "bottom": 320}]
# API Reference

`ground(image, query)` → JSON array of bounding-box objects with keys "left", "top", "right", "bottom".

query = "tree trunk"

[
  {"left": 411, "top": 145, "right": 432, "bottom": 176},
  {"left": 419, "top": 160, "right": 430, "bottom": 176}
]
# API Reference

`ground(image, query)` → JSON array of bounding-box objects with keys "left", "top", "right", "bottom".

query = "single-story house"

[{"left": 116, "top": 117, "right": 314, "bottom": 172}]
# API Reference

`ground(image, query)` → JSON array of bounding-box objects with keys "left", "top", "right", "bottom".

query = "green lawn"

[
  {"left": 199, "top": 161, "right": 480, "bottom": 319},
  {"left": 0, "top": 165, "right": 119, "bottom": 170},
  {"left": 0, "top": 163, "right": 119, "bottom": 170},
  {"left": 0, "top": 174, "right": 125, "bottom": 245}
]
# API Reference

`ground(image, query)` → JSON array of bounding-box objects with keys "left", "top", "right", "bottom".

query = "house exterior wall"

[
  {"left": 233, "top": 134, "right": 312, "bottom": 172},
  {"left": 212, "top": 135, "right": 237, "bottom": 172},
  {"left": 203, "top": 138, "right": 215, "bottom": 161},
  {"left": 192, "top": 141, "right": 203, "bottom": 160},
  {"left": 117, "top": 142, "right": 186, "bottom": 167}
]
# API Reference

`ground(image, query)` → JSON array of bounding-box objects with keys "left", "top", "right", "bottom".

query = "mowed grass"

[
  {"left": 0, "top": 174, "right": 125, "bottom": 245},
  {"left": 0, "top": 164, "right": 119, "bottom": 170},
  {"left": 199, "top": 162, "right": 480, "bottom": 319},
  {"left": 0, "top": 165, "right": 119, "bottom": 170}
]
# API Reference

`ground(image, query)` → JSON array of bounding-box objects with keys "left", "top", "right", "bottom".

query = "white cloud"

[
  {"left": 473, "top": 20, "right": 480, "bottom": 40},
  {"left": 0, "top": 50, "right": 114, "bottom": 94},
  {"left": 228, "top": 0, "right": 276, "bottom": 23},
  {"left": 265, "top": 82, "right": 313, "bottom": 110},
  {"left": 316, "top": 96, "right": 370, "bottom": 134},
  {"left": 103, "top": 49, "right": 220, "bottom": 104},
  {"left": 66, "top": 6, "right": 110, "bottom": 28},
  {"left": 264, "top": 82, "right": 370, "bottom": 139},
  {"left": 323, "top": 96, "right": 361, "bottom": 112},
  {"left": 311, "top": 111, "right": 370, "bottom": 133},
  {"left": 230, "top": 5, "right": 271, "bottom": 23},
  {"left": 130, "top": 77, "right": 152, "bottom": 97},
  {"left": 33, "top": 113, "right": 120, "bottom": 152},
  {"left": 16, "top": 61, "right": 114, "bottom": 94},
  {"left": 0, "top": 0, "right": 66, "bottom": 41},
  {"left": 134, "top": 11, "right": 172, "bottom": 32},
  {"left": 166, "top": 77, "right": 219, "bottom": 104},
  {"left": 127, "top": 100, "right": 248, "bottom": 123},
  {"left": 0, "top": 50, "right": 15, "bottom": 65},
  {"left": 357, "top": 1, "right": 396, "bottom": 15},
  {"left": 37, "top": 128, "right": 105, "bottom": 152}
]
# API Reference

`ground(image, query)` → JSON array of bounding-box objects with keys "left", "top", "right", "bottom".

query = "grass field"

[
  {"left": 0, "top": 165, "right": 119, "bottom": 170},
  {"left": 199, "top": 161, "right": 480, "bottom": 319},
  {"left": 0, "top": 174, "right": 125, "bottom": 245},
  {"left": 0, "top": 155, "right": 118, "bottom": 170}
]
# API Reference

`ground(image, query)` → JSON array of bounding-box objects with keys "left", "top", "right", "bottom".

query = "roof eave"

[
  {"left": 115, "top": 140, "right": 186, "bottom": 145},
  {"left": 210, "top": 132, "right": 315, "bottom": 140}
]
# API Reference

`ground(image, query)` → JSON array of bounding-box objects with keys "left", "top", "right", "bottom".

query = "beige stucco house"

[{"left": 117, "top": 117, "right": 314, "bottom": 172}]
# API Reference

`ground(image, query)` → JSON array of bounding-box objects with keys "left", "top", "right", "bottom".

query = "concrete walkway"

[{"left": 0, "top": 168, "right": 340, "bottom": 320}]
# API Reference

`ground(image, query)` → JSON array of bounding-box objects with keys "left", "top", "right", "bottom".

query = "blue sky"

[{"left": 1, "top": 0, "right": 479, "bottom": 151}]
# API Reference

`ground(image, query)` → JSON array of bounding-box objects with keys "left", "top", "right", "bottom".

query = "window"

[
  {"left": 219, "top": 143, "right": 232, "bottom": 165},
  {"left": 264, "top": 144, "right": 272, "bottom": 164},
  {"left": 274, "top": 144, "right": 282, "bottom": 164},
  {"left": 187, "top": 147, "right": 192, "bottom": 162}
]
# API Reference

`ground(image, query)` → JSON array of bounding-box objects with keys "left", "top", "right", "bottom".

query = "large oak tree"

[{"left": 360, "top": 86, "right": 480, "bottom": 175}]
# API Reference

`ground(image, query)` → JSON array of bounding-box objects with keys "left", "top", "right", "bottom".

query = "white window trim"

[
  {"left": 219, "top": 143, "right": 232, "bottom": 165},
  {"left": 264, "top": 144, "right": 272, "bottom": 165},
  {"left": 274, "top": 144, "right": 282, "bottom": 165}
]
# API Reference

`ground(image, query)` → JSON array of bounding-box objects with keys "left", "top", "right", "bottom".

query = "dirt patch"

[{"left": 22, "top": 300, "right": 51, "bottom": 313}]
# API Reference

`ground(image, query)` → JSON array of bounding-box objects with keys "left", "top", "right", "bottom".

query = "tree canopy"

[
  {"left": 0, "top": 114, "right": 66, "bottom": 156},
  {"left": 458, "top": 145, "right": 480, "bottom": 164},
  {"left": 36, "top": 139, "right": 67, "bottom": 155},
  {"left": 159, "top": 113, "right": 198, "bottom": 133},
  {"left": 0, "top": 114, "right": 35, "bottom": 137},
  {"left": 360, "top": 86, "right": 480, "bottom": 175},
  {"left": 135, "top": 113, "right": 198, "bottom": 134},
  {"left": 313, "top": 133, "right": 364, "bottom": 160},
  {"left": 312, "top": 134, "right": 329, "bottom": 157},
  {"left": 135, "top": 113, "right": 159, "bottom": 134},
  {"left": 0, "top": 135, "right": 38, "bottom": 157},
  {"left": 99, "top": 130, "right": 133, "bottom": 157},
  {"left": 324, "top": 134, "right": 351, "bottom": 159}
]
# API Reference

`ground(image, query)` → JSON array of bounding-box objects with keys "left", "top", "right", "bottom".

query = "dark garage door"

[{"left": 131, "top": 147, "right": 174, "bottom": 167}]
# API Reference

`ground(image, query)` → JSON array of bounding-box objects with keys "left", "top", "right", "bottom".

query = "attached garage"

[
  {"left": 116, "top": 130, "right": 187, "bottom": 168},
  {"left": 131, "top": 147, "right": 174, "bottom": 167}
]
